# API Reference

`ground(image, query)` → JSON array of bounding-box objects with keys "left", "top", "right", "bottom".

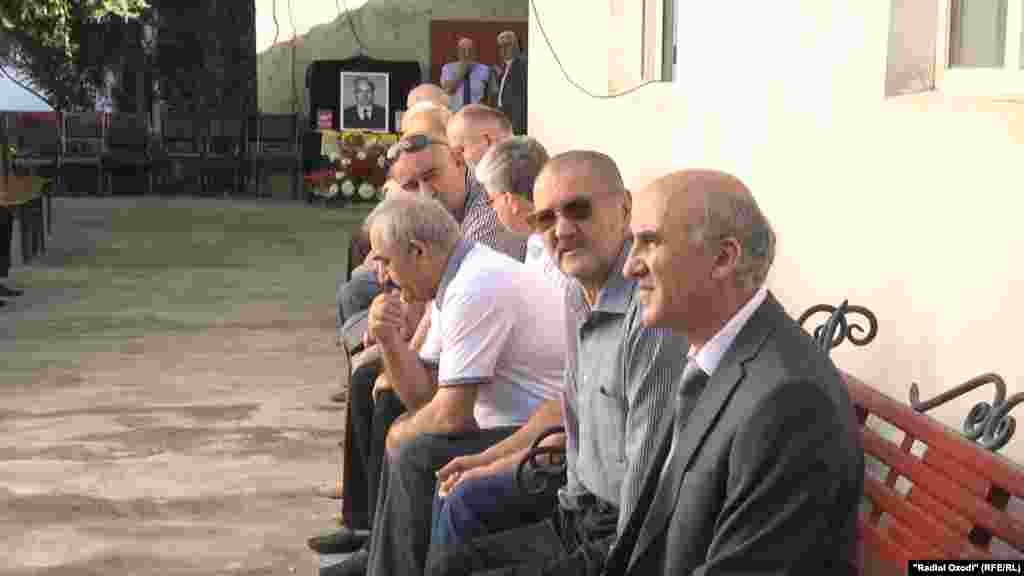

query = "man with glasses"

[
  {"left": 324, "top": 192, "right": 566, "bottom": 576},
  {"left": 426, "top": 151, "right": 687, "bottom": 576}
]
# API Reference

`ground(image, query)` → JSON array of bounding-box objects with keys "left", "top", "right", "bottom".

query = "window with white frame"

[
  {"left": 937, "top": 0, "right": 1024, "bottom": 98},
  {"left": 608, "top": 0, "right": 676, "bottom": 92},
  {"left": 641, "top": 0, "right": 677, "bottom": 82}
]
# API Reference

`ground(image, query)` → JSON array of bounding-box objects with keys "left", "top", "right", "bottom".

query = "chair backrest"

[
  {"left": 106, "top": 113, "right": 149, "bottom": 150},
  {"left": 845, "top": 373, "right": 1024, "bottom": 570},
  {"left": 259, "top": 113, "right": 297, "bottom": 154},
  {"left": 162, "top": 112, "right": 205, "bottom": 155},
  {"left": 63, "top": 112, "right": 104, "bottom": 156},
  {"left": 208, "top": 116, "right": 245, "bottom": 155},
  {"left": 11, "top": 113, "right": 61, "bottom": 157},
  {"left": 246, "top": 115, "right": 261, "bottom": 152}
]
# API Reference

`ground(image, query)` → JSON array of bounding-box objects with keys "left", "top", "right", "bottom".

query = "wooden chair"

[
  {"left": 201, "top": 115, "right": 247, "bottom": 197},
  {"left": 101, "top": 113, "right": 152, "bottom": 195},
  {"left": 253, "top": 113, "right": 300, "bottom": 199},
  {"left": 158, "top": 111, "right": 206, "bottom": 195},
  {"left": 61, "top": 112, "right": 104, "bottom": 196}
]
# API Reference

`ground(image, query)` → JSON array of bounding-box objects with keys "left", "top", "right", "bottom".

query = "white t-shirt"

[{"left": 420, "top": 241, "right": 566, "bottom": 428}]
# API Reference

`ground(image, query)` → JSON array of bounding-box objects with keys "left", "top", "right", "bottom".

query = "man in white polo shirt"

[{"left": 323, "top": 192, "right": 565, "bottom": 576}]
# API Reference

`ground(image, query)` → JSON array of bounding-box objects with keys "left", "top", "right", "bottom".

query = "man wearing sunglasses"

[
  {"left": 426, "top": 151, "right": 687, "bottom": 576},
  {"left": 327, "top": 192, "right": 566, "bottom": 576}
]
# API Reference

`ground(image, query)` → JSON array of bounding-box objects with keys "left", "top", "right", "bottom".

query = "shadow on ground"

[{"left": 0, "top": 197, "right": 372, "bottom": 575}]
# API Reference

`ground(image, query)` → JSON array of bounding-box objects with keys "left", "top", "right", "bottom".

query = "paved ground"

[{"left": 0, "top": 197, "right": 371, "bottom": 575}]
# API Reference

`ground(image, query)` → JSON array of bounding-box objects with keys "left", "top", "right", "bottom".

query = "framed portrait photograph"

[{"left": 340, "top": 71, "right": 390, "bottom": 133}]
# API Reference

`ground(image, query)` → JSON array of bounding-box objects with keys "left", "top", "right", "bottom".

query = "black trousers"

[
  {"left": 341, "top": 361, "right": 405, "bottom": 529},
  {"left": 427, "top": 498, "right": 619, "bottom": 576},
  {"left": 365, "top": 426, "right": 519, "bottom": 576},
  {"left": 1, "top": 207, "right": 12, "bottom": 278}
]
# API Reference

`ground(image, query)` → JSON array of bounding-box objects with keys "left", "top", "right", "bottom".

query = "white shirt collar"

[{"left": 689, "top": 285, "right": 768, "bottom": 377}]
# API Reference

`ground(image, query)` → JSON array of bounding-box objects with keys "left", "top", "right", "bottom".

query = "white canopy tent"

[{"left": 0, "top": 68, "right": 53, "bottom": 112}]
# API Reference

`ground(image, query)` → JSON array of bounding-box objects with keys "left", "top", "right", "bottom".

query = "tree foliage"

[{"left": 0, "top": 0, "right": 149, "bottom": 110}]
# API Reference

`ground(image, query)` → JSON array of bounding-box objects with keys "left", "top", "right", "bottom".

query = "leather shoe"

[
  {"left": 0, "top": 285, "right": 22, "bottom": 298},
  {"left": 0, "top": 300, "right": 7, "bottom": 308},
  {"left": 321, "top": 548, "right": 369, "bottom": 576},
  {"left": 307, "top": 528, "right": 370, "bottom": 555}
]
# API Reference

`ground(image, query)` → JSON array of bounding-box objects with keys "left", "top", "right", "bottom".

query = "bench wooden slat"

[
  {"left": 859, "top": 516, "right": 912, "bottom": 565},
  {"left": 884, "top": 516, "right": 946, "bottom": 559},
  {"left": 862, "top": 427, "right": 1024, "bottom": 551},
  {"left": 906, "top": 487, "right": 974, "bottom": 537},
  {"left": 921, "top": 444, "right": 992, "bottom": 500},
  {"left": 865, "top": 477, "right": 988, "bottom": 559},
  {"left": 846, "top": 375, "right": 1024, "bottom": 495}
]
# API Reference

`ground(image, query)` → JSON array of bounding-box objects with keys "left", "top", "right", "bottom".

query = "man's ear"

[
  {"left": 711, "top": 237, "right": 742, "bottom": 281},
  {"left": 409, "top": 239, "right": 428, "bottom": 258},
  {"left": 450, "top": 147, "right": 465, "bottom": 170}
]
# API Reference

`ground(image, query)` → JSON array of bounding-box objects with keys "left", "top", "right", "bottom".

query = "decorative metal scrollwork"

[
  {"left": 910, "top": 373, "right": 1022, "bottom": 452},
  {"left": 797, "top": 300, "right": 878, "bottom": 355}
]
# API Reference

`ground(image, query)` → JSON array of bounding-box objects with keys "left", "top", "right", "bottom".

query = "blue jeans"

[
  {"left": 428, "top": 469, "right": 556, "bottom": 568},
  {"left": 337, "top": 266, "right": 381, "bottom": 327}
]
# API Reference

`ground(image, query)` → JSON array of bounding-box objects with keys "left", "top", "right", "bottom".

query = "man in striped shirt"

[{"left": 426, "top": 151, "right": 688, "bottom": 576}]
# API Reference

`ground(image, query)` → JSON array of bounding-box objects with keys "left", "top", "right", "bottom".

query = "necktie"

[
  {"left": 605, "top": 358, "right": 708, "bottom": 573},
  {"left": 499, "top": 62, "right": 512, "bottom": 107},
  {"left": 675, "top": 359, "right": 709, "bottom": 434},
  {"left": 462, "top": 65, "right": 472, "bottom": 106}
]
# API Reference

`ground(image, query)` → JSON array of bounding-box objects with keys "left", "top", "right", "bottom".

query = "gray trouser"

[
  {"left": 365, "top": 426, "right": 518, "bottom": 576},
  {"left": 337, "top": 266, "right": 381, "bottom": 327}
]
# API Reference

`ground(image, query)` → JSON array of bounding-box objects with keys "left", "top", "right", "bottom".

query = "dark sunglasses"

[
  {"left": 525, "top": 197, "right": 593, "bottom": 233},
  {"left": 379, "top": 133, "right": 450, "bottom": 172}
]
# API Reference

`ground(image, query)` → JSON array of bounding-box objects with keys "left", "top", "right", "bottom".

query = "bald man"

[
  {"left": 600, "top": 170, "right": 862, "bottom": 576},
  {"left": 441, "top": 38, "right": 492, "bottom": 112},
  {"left": 407, "top": 83, "right": 449, "bottom": 110},
  {"left": 401, "top": 102, "right": 451, "bottom": 136},
  {"left": 446, "top": 104, "right": 513, "bottom": 170}
]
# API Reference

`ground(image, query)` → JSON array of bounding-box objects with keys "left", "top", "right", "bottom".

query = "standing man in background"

[
  {"left": 494, "top": 31, "right": 528, "bottom": 135},
  {"left": 441, "top": 38, "right": 491, "bottom": 113}
]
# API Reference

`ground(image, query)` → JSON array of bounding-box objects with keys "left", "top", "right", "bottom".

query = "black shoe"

[
  {"left": 307, "top": 527, "right": 370, "bottom": 555},
  {"left": 0, "top": 300, "right": 7, "bottom": 308},
  {"left": 321, "top": 548, "right": 369, "bottom": 576},
  {"left": 0, "top": 285, "right": 22, "bottom": 298}
]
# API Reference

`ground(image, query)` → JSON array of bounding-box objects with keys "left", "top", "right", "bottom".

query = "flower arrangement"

[{"left": 306, "top": 129, "right": 398, "bottom": 203}]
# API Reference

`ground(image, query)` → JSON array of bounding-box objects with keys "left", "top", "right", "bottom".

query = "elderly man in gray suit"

[{"left": 600, "top": 169, "right": 864, "bottom": 576}]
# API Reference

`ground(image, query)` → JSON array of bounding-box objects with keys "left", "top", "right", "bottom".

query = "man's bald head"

[
  {"left": 652, "top": 170, "right": 774, "bottom": 289},
  {"left": 406, "top": 84, "right": 449, "bottom": 110},
  {"left": 536, "top": 150, "right": 627, "bottom": 199},
  {"left": 401, "top": 103, "right": 450, "bottom": 138},
  {"left": 447, "top": 105, "right": 514, "bottom": 167}
]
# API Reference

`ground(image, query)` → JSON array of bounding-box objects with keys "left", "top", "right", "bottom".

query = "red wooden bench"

[{"left": 846, "top": 373, "right": 1024, "bottom": 574}]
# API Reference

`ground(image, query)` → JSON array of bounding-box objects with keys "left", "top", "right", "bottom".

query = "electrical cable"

[
  {"left": 529, "top": 0, "right": 666, "bottom": 99},
  {"left": 340, "top": 0, "right": 370, "bottom": 56},
  {"left": 271, "top": 0, "right": 280, "bottom": 48}
]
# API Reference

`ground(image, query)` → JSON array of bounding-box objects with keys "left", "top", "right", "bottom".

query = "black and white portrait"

[{"left": 340, "top": 72, "right": 390, "bottom": 132}]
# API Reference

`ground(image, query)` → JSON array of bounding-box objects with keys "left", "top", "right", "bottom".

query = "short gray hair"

[
  {"left": 363, "top": 193, "right": 461, "bottom": 253},
  {"left": 691, "top": 184, "right": 776, "bottom": 292},
  {"left": 474, "top": 136, "right": 549, "bottom": 202}
]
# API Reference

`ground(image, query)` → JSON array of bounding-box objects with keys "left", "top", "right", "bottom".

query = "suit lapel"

[{"left": 626, "top": 295, "right": 785, "bottom": 571}]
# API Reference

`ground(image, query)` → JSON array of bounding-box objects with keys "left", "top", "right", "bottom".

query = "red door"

[{"left": 429, "top": 20, "right": 529, "bottom": 88}]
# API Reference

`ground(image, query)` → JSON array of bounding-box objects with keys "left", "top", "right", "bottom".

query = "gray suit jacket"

[{"left": 604, "top": 293, "right": 863, "bottom": 576}]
